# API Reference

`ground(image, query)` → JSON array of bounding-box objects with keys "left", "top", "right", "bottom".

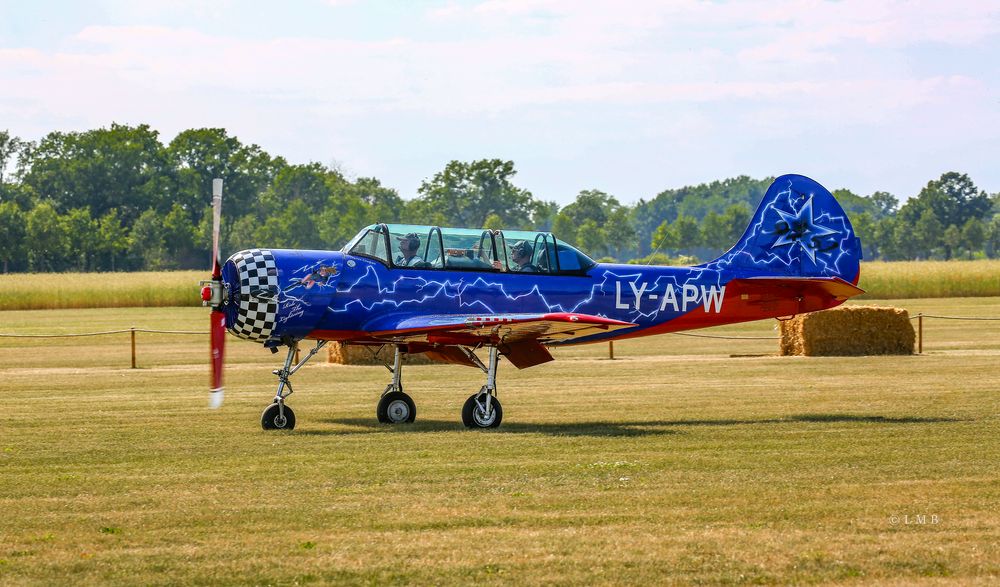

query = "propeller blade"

[
  {"left": 210, "top": 307, "right": 226, "bottom": 408},
  {"left": 211, "top": 178, "right": 223, "bottom": 277},
  {"left": 208, "top": 178, "right": 225, "bottom": 409}
]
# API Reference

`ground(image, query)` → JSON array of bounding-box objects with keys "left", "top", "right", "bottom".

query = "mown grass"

[
  {"left": 0, "top": 260, "right": 998, "bottom": 310},
  {"left": 0, "top": 299, "right": 998, "bottom": 585}
]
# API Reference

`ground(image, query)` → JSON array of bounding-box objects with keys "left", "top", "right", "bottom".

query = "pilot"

[
  {"left": 510, "top": 241, "right": 538, "bottom": 272},
  {"left": 395, "top": 233, "right": 424, "bottom": 267}
]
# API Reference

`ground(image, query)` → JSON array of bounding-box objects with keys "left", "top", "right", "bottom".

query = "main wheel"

[
  {"left": 377, "top": 391, "right": 416, "bottom": 424},
  {"left": 261, "top": 402, "right": 296, "bottom": 430},
  {"left": 462, "top": 393, "right": 503, "bottom": 429}
]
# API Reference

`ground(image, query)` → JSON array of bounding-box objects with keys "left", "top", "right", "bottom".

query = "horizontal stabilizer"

[{"left": 729, "top": 276, "right": 865, "bottom": 301}]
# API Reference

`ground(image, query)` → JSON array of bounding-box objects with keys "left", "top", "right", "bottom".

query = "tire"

[
  {"left": 377, "top": 391, "right": 416, "bottom": 424},
  {"left": 261, "top": 402, "right": 296, "bottom": 430},
  {"left": 462, "top": 393, "right": 503, "bottom": 429}
]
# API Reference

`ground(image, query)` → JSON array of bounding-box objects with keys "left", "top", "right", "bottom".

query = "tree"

[
  {"left": 62, "top": 207, "right": 99, "bottom": 271},
  {"left": 700, "top": 210, "right": 729, "bottom": 252},
  {"left": 986, "top": 216, "right": 1000, "bottom": 259},
  {"left": 0, "top": 201, "right": 25, "bottom": 272},
  {"left": 162, "top": 203, "right": 199, "bottom": 267},
  {"left": 671, "top": 215, "right": 701, "bottom": 253},
  {"left": 942, "top": 224, "right": 962, "bottom": 260},
  {"left": 0, "top": 129, "right": 26, "bottom": 185},
  {"left": 650, "top": 220, "right": 675, "bottom": 254},
  {"left": 721, "top": 203, "right": 751, "bottom": 246},
  {"left": 576, "top": 219, "right": 605, "bottom": 257},
  {"left": 25, "top": 202, "right": 68, "bottom": 271},
  {"left": 900, "top": 172, "right": 991, "bottom": 231},
  {"left": 872, "top": 216, "right": 899, "bottom": 260},
  {"left": 96, "top": 209, "right": 130, "bottom": 271},
  {"left": 551, "top": 212, "right": 577, "bottom": 245},
  {"left": 255, "top": 199, "right": 320, "bottom": 249},
  {"left": 604, "top": 208, "right": 636, "bottom": 260},
  {"left": 961, "top": 217, "right": 986, "bottom": 259},
  {"left": 130, "top": 208, "right": 168, "bottom": 270},
  {"left": 869, "top": 191, "right": 898, "bottom": 219},
  {"left": 23, "top": 124, "right": 172, "bottom": 224},
  {"left": 168, "top": 127, "right": 285, "bottom": 241},
  {"left": 850, "top": 212, "right": 878, "bottom": 259},
  {"left": 913, "top": 209, "right": 944, "bottom": 259},
  {"left": 415, "top": 159, "right": 535, "bottom": 229},
  {"left": 530, "top": 200, "right": 559, "bottom": 231},
  {"left": 259, "top": 163, "right": 335, "bottom": 215},
  {"left": 482, "top": 213, "right": 503, "bottom": 230}
]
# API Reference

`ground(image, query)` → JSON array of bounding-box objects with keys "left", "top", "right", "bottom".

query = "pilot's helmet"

[
  {"left": 396, "top": 232, "right": 420, "bottom": 251},
  {"left": 511, "top": 241, "right": 532, "bottom": 259}
]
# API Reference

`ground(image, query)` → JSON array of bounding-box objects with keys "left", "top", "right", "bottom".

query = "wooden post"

[
  {"left": 609, "top": 340, "right": 614, "bottom": 360},
  {"left": 918, "top": 313, "right": 923, "bottom": 354},
  {"left": 130, "top": 327, "right": 137, "bottom": 369}
]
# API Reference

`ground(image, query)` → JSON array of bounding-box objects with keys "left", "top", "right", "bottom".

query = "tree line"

[{"left": 1, "top": 125, "right": 998, "bottom": 273}]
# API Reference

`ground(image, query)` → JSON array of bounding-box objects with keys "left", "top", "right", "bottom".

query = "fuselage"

[{"left": 221, "top": 248, "right": 848, "bottom": 347}]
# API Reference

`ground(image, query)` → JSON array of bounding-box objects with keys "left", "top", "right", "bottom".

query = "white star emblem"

[{"left": 770, "top": 196, "right": 838, "bottom": 262}]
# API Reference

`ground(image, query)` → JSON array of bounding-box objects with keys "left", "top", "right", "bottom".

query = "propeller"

[{"left": 200, "top": 179, "right": 226, "bottom": 408}]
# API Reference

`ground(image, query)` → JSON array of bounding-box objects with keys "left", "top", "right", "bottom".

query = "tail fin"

[{"left": 708, "top": 174, "right": 862, "bottom": 284}]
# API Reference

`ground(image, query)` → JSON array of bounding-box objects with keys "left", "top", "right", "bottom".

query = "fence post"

[
  {"left": 131, "top": 327, "right": 137, "bottom": 369},
  {"left": 917, "top": 313, "right": 923, "bottom": 354},
  {"left": 609, "top": 340, "right": 614, "bottom": 360}
]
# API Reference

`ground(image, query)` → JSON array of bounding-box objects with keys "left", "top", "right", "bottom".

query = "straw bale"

[
  {"left": 327, "top": 342, "right": 435, "bottom": 365},
  {"left": 778, "top": 305, "right": 914, "bottom": 356}
]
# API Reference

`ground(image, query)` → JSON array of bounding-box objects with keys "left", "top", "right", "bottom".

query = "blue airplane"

[{"left": 201, "top": 174, "right": 864, "bottom": 430}]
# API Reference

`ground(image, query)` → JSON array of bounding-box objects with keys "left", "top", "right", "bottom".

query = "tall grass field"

[{"left": 0, "top": 261, "right": 998, "bottom": 310}]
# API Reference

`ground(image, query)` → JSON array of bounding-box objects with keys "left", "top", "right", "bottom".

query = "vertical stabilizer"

[{"left": 706, "top": 174, "right": 862, "bottom": 283}]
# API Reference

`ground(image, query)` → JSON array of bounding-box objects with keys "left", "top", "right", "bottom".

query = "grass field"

[
  {"left": 1, "top": 298, "right": 998, "bottom": 585},
  {"left": 1, "top": 260, "right": 998, "bottom": 310}
]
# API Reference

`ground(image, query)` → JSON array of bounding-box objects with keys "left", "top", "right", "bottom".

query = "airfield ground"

[{"left": 1, "top": 298, "right": 998, "bottom": 585}]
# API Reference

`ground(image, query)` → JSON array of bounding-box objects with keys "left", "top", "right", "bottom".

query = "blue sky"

[{"left": 1, "top": 0, "right": 997, "bottom": 205}]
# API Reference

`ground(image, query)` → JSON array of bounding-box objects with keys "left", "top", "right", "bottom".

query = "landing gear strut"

[
  {"left": 260, "top": 340, "right": 327, "bottom": 431},
  {"left": 462, "top": 346, "right": 503, "bottom": 429},
  {"left": 376, "top": 345, "right": 416, "bottom": 424}
]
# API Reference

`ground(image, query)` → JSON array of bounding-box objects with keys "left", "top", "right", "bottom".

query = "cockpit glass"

[{"left": 346, "top": 224, "right": 594, "bottom": 274}]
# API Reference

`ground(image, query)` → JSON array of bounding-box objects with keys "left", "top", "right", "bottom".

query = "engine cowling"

[{"left": 222, "top": 249, "right": 344, "bottom": 344}]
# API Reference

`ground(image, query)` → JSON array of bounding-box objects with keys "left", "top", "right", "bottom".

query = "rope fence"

[
  {"left": 0, "top": 313, "right": 996, "bottom": 367},
  {"left": 0, "top": 327, "right": 206, "bottom": 368}
]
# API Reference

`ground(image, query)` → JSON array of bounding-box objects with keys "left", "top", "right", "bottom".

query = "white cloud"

[{"left": 0, "top": 0, "right": 996, "bottom": 200}]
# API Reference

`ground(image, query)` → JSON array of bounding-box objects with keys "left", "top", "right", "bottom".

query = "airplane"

[{"left": 200, "top": 174, "right": 864, "bottom": 430}]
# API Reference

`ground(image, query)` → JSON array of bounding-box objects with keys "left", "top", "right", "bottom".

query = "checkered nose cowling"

[{"left": 227, "top": 248, "right": 279, "bottom": 342}]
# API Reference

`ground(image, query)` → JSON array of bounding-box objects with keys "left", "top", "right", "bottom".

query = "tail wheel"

[
  {"left": 462, "top": 394, "right": 503, "bottom": 429},
  {"left": 377, "top": 392, "right": 416, "bottom": 424},
  {"left": 261, "top": 403, "right": 296, "bottom": 430}
]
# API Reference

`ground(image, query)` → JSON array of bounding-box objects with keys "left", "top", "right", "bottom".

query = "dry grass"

[
  {"left": 1, "top": 299, "right": 998, "bottom": 585},
  {"left": 858, "top": 259, "right": 1000, "bottom": 299},
  {"left": 0, "top": 271, "right": 204, "bottom": 310}
]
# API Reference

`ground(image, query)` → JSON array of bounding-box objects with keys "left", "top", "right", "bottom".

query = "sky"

[{"left": 1, "top": 0, "right": 998, "bottom": 205}]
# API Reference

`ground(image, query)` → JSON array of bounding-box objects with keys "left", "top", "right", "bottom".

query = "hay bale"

[
  {"left": 778, "top": 305, "right": 915, "bottom": 356},
  {"left": 327, "top": 342, "right": 435, "bottom": 365}
]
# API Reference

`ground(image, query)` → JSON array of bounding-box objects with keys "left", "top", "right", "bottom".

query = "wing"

[{"left": 363, "top": 312, "right": 636, "bottom": 346}]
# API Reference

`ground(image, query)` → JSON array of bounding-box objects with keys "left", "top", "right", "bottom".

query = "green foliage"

[
  {"left": 414, "top": 159, "right": 534, "bottom": 229},
  {"left": 0, "top": 201, "right": 26, "bottom": 272},
  {"left": 2, "top": 124, "right": 998, "bottom": 271}
]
